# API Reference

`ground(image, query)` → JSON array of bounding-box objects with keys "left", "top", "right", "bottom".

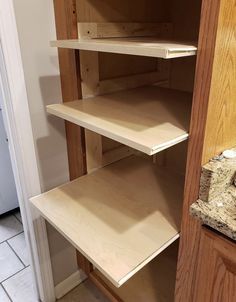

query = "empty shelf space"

[
  {"left": 51, "top": 37, "right": 197, "bottom": 59},
  {"left": 47, "top": 86, "right": 192, "bottom": 155},
  {"left": 93, "top": 241, "right": 179, "bottom": 302},
  {"left": 30, "top": 156, "right": 184, "bottom": 287}
]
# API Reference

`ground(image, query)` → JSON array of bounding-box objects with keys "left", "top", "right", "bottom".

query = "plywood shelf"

[
  {"left": 47, "top": 86, "right": 191, "bottom": 155},
  {"left": 51, "top": 37, "right": 197, "bottom": 59},
  {"left": 30, "top": 156, "right": 184, "bottom": 288},
  {"left": 94, "top": 241, "right": 179, "bottom": 302}
]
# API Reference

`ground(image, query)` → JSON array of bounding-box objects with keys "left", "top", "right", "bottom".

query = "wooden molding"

[{"left": 0, "top": 1, "right": 55, "bottom": 301}]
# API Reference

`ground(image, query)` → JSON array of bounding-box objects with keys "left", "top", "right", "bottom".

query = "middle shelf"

[
  {"left": 47, "top": 86, "right": 192, "bottom": 155},
  {"left": 30, "top": 155, "right": 184, "bottom": 288}
]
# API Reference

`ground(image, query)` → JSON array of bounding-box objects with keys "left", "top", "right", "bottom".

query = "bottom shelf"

[
  {"left": 94, "top": 241, "right": 179, "bottom": 302},
  {"left": 30, "top": 155, "right": 184, "bottom": 287}
]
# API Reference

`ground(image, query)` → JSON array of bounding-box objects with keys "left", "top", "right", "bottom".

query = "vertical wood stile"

[
  {"left": 53, "top": 0, "right": 92, "bottom": 275},
  {"left": 175, "top": 0, "right": 222, "bottom": 300}
]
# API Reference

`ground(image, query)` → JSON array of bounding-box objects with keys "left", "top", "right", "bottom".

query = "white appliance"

[{"left": 0, "top": 106, "right": 18, "bottom": 214}]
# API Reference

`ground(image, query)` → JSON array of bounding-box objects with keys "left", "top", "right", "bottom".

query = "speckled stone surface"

[
  {"left": 191, "top": 148, "right": 236, "bottom": 240},
  {"left": 199, "top": 152, "right": 236, "bottom": 202}
]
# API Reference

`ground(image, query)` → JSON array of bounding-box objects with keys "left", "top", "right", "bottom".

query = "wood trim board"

[
  {"left": 51, "top": 38, "right": 197, "bottom": 59},
  {"left": 30, "top": 155, "right": 184, "bottom": 288},
  {"left": 77, "top": 22, "right": 172, "bottom": 39},
  {"left": 47, "top": 86, "right": 192, "bottom": 156}
]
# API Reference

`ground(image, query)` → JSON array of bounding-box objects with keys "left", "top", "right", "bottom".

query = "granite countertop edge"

[{"left": 190, "top": 148, "right": 236, "bottom": 241}]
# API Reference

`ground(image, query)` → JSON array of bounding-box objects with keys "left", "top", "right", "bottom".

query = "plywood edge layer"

[
  {"left": 150, "top": 134, "right": 189, "bottom": 155},
  {"left": 117, "top": 233, "right": 180, "bottom": 287}
]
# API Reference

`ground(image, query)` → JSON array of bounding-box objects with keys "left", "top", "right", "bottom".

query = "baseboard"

[{"left": 55, "top": 270, "right": 87, "bottom": 299}]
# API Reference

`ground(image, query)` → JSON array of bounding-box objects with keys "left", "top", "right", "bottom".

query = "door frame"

[{"left": 0, "top": 1, "right": 55, "bottom": 301}]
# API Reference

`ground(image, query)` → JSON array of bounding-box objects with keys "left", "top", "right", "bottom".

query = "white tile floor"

[
  {"left": 0, "top": 210, "right": 108, "bottom": 302},
  {"left": 0, "top": 210, "right": 36, "bottom": 302}
]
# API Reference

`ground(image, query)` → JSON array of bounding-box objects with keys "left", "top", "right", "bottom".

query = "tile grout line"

[
  {"left": 6, "top": 241, "right": 26, "bottom": 268},
  {"left": 0, "top": 266, "right": 28, "bottom": 285},
  {"left": 0, "top": 231, "right": 24, "bottom": 245},
  {"left": 0, "top": 283, "right": 13, "bottom": 302}
]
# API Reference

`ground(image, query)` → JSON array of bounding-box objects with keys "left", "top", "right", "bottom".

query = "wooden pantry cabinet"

[{"left": 30, "top": 0, "right": 236, "bottom": 301}]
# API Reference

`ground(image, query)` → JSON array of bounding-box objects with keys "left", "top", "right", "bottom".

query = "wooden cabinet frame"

[{"left": 50, "top": 0, "right": 236, "bottom": 300}]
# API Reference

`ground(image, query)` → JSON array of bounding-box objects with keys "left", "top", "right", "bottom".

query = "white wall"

[{"left": 12, "top": 0, "right": 78, "bottom": 285}]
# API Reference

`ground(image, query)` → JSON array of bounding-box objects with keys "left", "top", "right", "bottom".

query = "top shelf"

[{"left": 51, "top": 37, "right": 197, "bottom": 59}]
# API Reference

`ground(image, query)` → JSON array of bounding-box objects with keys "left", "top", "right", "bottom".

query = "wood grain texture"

[
  {"left": 169, "top": 0, "right": 202, "bottom": 92},
  {"left": 175, "top": 0, "right": 222, "bottom": 300},
  {"left": 30, "top": 156, "right": 184, "bottom": 287},
  {"left": 89, "top": 273, "right": 123, "bottom": 302},
  {"left": 53, "top": 0, "right": 86, "bottom": 179},
  {"left": 193, "top": 227, "right": 236, "bottom": 302},
  {"left": 51, "top": 38, "right": 197, "bottom": 59},
  {"left": 47, "top": 86, "right": 192, "bottom": 155},
  {"left": 202, "top": 0, "right": 236, "bottom": 163},
  {"left": 53, "top": 0, "right": 90, "bottom": 274},
  {"left": 95, "top": 241, "right": 179, "bottom": 302},
  {"left": 78, "top": 22, "right": 171, "bottom": 39},
  {"left": 76, "top": 0, "right": 170, "bottom": 23},
  {"left": 98, "top": 52, "right": 160, "bottom": 81}
]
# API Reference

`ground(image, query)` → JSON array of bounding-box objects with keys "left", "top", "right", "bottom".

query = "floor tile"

[
  {"left": 0, "top": 215, "right": 23, "bottom": 243},
  {"left": 0, "top": 242, "right": 24, "bottom": 282},
  {"left": 8, "top": 232, "right": 29, "bottom": 266},
  {"left": 14, "top": 211, "right": 22, "bottom": 223},
  {"left": 2, "top": 267, "right": 36, "bottom": 302},
  {"left": 0, "top": 285, "right": 11, "bottom": 302},
  {"left": 58, "top": 280, "right": 109, "bottom": 302}
]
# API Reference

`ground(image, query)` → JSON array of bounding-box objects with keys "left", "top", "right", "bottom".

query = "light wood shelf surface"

[
  {"left": 47, "top": 86, "right": 191, "bottom": 155},
  {"left": 51, "top": 38, "right": 197, "bottom": 59},
  {"left": 31, "top": 156, "right": 184, "bottom": 287},
  {"left": 94, "top": 241, "right": 179, "bottom": 302}
]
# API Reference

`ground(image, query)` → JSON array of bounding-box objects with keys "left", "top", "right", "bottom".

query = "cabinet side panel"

[
  {"left": 169, "top": 0, "right": 202, "bottom": 92},
  {"left": 202, "top": 0, "right": 236, "bottom": 163},
  {"left": 175, "top": 0, "right": 221, "bottom": 300}
]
